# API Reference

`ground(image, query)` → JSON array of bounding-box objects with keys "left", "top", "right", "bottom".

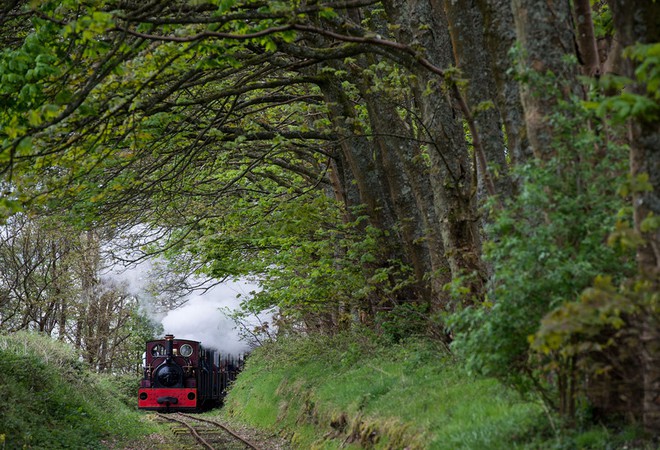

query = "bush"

[
  {"left": 97, "top": 373, "right": 142, "bottom": 408},
  {"left": 450, "top": 95, "right": 632, "bottom": 402}
]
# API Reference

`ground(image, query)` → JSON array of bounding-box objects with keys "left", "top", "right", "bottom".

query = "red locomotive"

[{"left": 138, "top": 334, "right": 242, "bottom": 411}]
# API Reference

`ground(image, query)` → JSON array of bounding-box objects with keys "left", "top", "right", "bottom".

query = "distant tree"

[
  {"left": 0, "top": 214, "right": 72, "bottom": 333},
  {"left": 0, "top": 215, "right": 161, "bottom": 373}
]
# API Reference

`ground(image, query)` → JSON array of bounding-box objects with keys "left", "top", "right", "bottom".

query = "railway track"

[{"left": 156, "top": 412, "right": 261, "bottom": 450}]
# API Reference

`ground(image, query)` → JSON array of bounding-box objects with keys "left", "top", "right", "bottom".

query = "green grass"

[
  {"left": 219, "top": 333, "right": 548, "bottom": 449},
  {"left": 0, "top": 331, "right": 158, "bottom": 449},
  {"left": 218, "top": 333, "right": 653, "bottom": 449},
  {"left": 0, "top": 331, "right": 647, "bottom": 449}
]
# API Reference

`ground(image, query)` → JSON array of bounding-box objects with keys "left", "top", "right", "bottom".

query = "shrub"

[{"left": 450, "top": 95, "right": 632, "bottom": 404}]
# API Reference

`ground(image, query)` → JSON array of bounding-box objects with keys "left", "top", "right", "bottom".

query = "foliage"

[
  {"left": 0, "top": 331, "right": 156, "bottom": 449},
  {"left": 593, "top": 43, "right": 660, "bottom": 123},
  {"left": 190, "top": 197, "right": 417, "bottom": 333},
  {"left": 97, "top": 373, "right": 143, "bottom": 408},
  {"left": 531, "top": 276, "right": 636, "bottom": 356},
  {"left": 0, "top": 0, "right": 657, "bottom": 437},
  {"left": 528, "top": 42, "right": 660, "bottom": 423},
  {"left": 530, "top": 275, "right": 657, "bottom": 421},
  {"left": 450, "top": 94, "right": 631, "bottom": 395},
  {"left": 590, "top": 1, "right": 613, "bottom": 40},
  {"left": 0, "top": 0, "right": 471, "bottom": 335}
]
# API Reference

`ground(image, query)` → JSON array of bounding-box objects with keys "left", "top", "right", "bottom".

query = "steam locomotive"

[{"left": 138, "top": 334, "right": 242, "bottom": 411}]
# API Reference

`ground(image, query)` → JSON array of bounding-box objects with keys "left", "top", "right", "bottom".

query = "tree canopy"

[{"left": 1, "top": 0, "right": 658, "bottom": 434}]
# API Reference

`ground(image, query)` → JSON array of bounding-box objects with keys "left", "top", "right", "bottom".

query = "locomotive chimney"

[{"left": 165, "top": 334, "right": 174, "bottom": 358}]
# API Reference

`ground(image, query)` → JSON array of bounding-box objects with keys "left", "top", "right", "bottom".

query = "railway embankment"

[
  {"left": 1, "top": 331, "right": 652, "bottom": 448},
  {"left": 217, "top": 331, "right": 651, "bottom": 449},
  {"left": 0, "top": 332, "right": 157, "bottom": 449}
]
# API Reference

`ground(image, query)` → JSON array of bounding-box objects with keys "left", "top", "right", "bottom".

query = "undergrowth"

[{"left": 220, "top": 331, "right": 543, "bottom": 449}]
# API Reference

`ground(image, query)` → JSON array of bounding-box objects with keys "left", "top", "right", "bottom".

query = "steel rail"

[
  {"left": 177, "top": 412, "right": 261, "bottom": 450},
  {"left": 156, "top": 412, "right": 215, "bottom": 450}
]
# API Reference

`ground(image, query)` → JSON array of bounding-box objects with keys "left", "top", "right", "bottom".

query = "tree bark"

[
  {"left": 510, "top": 0, "right": 579, "bottom": 160},
  {"left": 318, "top": 78, "right": 398, "bottom": 236},
  {"left": 382, "top": 0, "right": 487, "bottom": 303},
  {"left": 606, "top": 0, "right": 660, "bottom": 434},
  {"left": 474, "top": 0, "right": 531, "bottom": 169},
  {"left": 359, "top": 85, "right": 439, "bottom": 304},
  {"left": 441, "top": 0, "right": 513, "bottom": 201},
  {"left": 572, "top": 0, "right": 601, "bottom": 76}
]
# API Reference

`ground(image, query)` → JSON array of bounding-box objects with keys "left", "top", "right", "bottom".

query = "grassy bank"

[
  {"left": 219, "top": 332, "right": 650, "bottom": 449},
  {"left": 0, "top": 331, "right": 156, "bottom": 449},
  {"left": 1, "top": 331, "right": 647, "bottom": 449}
]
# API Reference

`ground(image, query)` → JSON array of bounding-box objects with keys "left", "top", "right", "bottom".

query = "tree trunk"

[
  {"left": 510, "top": 0, "right": 578, "bottom": 160},
  {"left": 572, "top": 0, "right": 601, "bottom": 76},
  {"left": 606, "top": 0, "right": 660, "bottom": 434},
  {"left": 347, "top": 3, "right": 453, "bottom": 306},
  {"left": 318, "top": 76, "right": 402, "bottom": 320},
  {"left": 357, "top": 82, "right": 441, "bottom": 305},
  {"left": 474, "top": 0, "right": 531, "bottom": 169},
  {"left": 383, "top": 0, "right": 487, "bottom": 304},
  {"left": 318, "top": 78, "right": 398, "bottom": 235},
  {"left": 441, "top": 0, "right": 513, "bottom": 201}
]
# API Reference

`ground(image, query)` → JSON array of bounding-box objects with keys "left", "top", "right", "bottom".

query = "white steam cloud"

[
  {"left": 106, "top": 259, "right": 260, "bottom": 356},
  {"left": 160, "top": 281, "right": 257, "bottom": 355}
]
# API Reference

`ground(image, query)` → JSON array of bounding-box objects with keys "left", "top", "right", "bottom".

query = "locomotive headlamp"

[{"left": 180, "top": 344, "right": 194, "bottom": 357}]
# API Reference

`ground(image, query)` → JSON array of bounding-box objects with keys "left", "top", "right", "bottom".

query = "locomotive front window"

[
  {"left": 180, "top": 344, "right": 194, "bottom": 357},
  {"left": 151, "top": 344, "right": 166, "bottom": 357}
]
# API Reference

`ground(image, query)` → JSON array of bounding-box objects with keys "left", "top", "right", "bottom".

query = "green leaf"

[
  {"left": 319, "top": 7, "right": 338, "bottom": 19},
  {"left": 640, "top": 213, "right": 660, "bottom": 233},
  {"left": 27, "top": 110, "right": 42, "bottom": 127}
]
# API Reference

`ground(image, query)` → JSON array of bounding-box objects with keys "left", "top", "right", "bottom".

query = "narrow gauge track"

[{"left": 156, "top": 412, "right": 261, "bottom": 450}]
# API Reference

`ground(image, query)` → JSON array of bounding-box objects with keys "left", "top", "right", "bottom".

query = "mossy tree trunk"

[
  {"left": 607, "top": 0, "right": 660, "bottom": 434},
  {"left": 382, "top": 0, "right": 488, "bottom": 305},
  {"left": 441, "top": 0, "right": 512, "bottom": 201},
  {"left": 510, "top": 0, "right": 579, "bottom": 160}
]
